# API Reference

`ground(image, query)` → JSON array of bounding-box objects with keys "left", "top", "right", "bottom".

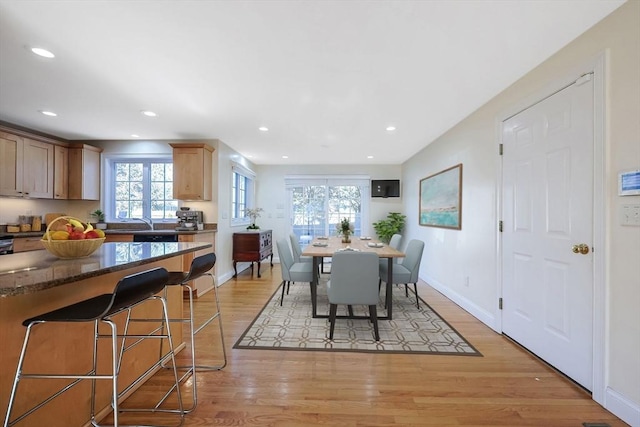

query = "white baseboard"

[
  {"left": 218, "top": 258, "right": 282, "bottom": 286},
  {"left": 606, "top": 386, "right": 640, "bottom": 427},
  {"left": 423, "top": 274, "right": 499, "bottom": 333}
]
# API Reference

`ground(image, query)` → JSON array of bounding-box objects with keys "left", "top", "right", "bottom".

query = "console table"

[{"left": 232, "top": 230, "right": 273, "bottom": 278}]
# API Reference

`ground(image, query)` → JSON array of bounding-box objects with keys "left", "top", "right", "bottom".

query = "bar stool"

[
  {"left": 3, "top": 268, "right": 184, "bottom": 427},
  {"left": 162, "top": 252, "right": 226, "bottom": 412}
]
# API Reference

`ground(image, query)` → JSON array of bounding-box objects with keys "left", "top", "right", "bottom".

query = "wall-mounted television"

[{"left": 371, "top": 179, "right": 400, "bottom": 198}]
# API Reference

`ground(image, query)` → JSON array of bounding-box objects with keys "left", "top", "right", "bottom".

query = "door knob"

[{"left": 572, "top": 244, "right": 590, "bottom": 255}]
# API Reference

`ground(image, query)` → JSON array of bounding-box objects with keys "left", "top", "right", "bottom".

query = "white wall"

[
  {"left": 402, "top": 2, "right": 639, "bottom": 425},
  {"left": 213, "top": 141, "right": 256, "bottom": 284}
]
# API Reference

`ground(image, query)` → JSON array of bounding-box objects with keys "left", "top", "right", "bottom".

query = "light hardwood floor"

[{"left": 115, "top": 264, "right": 627, "bottom": 427}]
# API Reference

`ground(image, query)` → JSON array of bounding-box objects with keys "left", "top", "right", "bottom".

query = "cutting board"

[{"left": 44, "top": 213, "right": 67, "bottom": 231}]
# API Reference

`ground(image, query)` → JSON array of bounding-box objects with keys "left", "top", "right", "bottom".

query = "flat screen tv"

[{"left": 371, "top": 179, "right": 400, "bottom": 198}]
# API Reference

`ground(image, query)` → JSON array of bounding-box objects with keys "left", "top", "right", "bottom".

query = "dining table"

[{"left": 301, "top": 236, "right": 405, "bottom": 320}]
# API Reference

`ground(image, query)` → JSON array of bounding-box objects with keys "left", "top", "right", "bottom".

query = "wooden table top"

[{"left": 301, "top": 236, "right": 405, "bottom": 258}]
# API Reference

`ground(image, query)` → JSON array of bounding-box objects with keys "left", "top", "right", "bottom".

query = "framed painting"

[{"left": 419, "top": 164, "right": 462, "bottom": 229}]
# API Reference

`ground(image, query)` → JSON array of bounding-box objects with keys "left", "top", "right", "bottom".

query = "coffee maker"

[{"left": 176, "top": 209, "right": 203, "bottom": 231}]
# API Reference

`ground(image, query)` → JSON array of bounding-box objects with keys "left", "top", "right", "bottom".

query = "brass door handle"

[{"left": 572, "top": 244, "right": 590, "bottom": 255}]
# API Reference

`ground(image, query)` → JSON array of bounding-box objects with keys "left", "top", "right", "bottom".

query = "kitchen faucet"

[{"left": 130, "top": 217, "right": 153, "bottom": 230}]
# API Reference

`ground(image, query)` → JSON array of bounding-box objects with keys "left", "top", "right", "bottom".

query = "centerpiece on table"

[
  {"left": 336, "top": 217, "right": 354, "bottom": 243},
  {"left": 245, "top": 207, "right": 264, "bottom": 230}
]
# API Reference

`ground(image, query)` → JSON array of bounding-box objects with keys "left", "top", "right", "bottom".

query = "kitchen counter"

[
  {"left": 0, "top": 241, "right": 208, "bottom": 426},
  {"left": 1, "top": 224, "right": 217, "bottom": 239},
  {"left": 0, "top": 241, "right": 212, "bottom": 297}
]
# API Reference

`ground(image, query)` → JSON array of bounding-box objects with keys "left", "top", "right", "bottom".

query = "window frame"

[
  {"left": 231, "top": 162, "right": 256, "bottom": 227},
  {"left": 285, "top": 175, "right": 370, "bottom": 244},
  {"left": 103, "top": 154, "right": 176, "bottom": 222}
]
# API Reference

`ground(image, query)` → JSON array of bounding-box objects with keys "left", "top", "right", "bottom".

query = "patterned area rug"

[{"left": 234, "top": 279, "right": 481, "bottom": 355}]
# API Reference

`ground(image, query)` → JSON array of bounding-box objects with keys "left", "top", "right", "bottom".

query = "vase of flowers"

[
  {"left": 245, "top": 207, "right": 264, "bottom": 230},
  {"left": 337, "top": 217, "right": 354, "bottom": 243}
]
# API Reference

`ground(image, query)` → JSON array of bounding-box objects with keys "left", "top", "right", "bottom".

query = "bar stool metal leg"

[{"left": 159, "top": 253, "right": 227, "bottom": 413}]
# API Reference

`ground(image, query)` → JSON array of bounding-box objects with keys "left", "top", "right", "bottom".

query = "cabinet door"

[
  {"left": 171, "top": 144, "right": 213, "bottom": 201},
  {"left": 24, "top": 138, "right": 54, "bottom": 199},
  {"left": 0, "top": 131, "right": 23, "bottom": 197},
  {"left": 69, "top": 145, "right": 101, "bottom": 200},
  {"left": 13, "top": 237, "right": 44, "bottom": 253},
  {"left": 54, "top": 145, "right": 69, "bottom": 199}
]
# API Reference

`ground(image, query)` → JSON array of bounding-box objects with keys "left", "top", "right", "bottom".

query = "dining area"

[{"left": 273, "top": 233, "right": 425, "bottom": 343}]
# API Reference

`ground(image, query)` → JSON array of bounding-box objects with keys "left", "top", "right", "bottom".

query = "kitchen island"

[{"left": 0, "top": 241, "right": 211, "bottom": 426}]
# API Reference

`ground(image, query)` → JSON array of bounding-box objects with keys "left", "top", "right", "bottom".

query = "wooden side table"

[{"left": 232, "top": 230, "right": 273, "bottom": 278}]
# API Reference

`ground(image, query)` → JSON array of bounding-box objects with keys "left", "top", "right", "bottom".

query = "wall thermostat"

[{"left": 618, "top": 169, "right": 640, "bottom": 196}]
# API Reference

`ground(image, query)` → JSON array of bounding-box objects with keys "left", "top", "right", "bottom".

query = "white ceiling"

[{"left": 0, "top": 0, "right": 625, "bottom": 165}]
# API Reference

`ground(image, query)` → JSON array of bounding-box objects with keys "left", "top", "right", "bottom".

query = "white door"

[{"left": 502, "top": 76, "right": 594, "bottom": 390}]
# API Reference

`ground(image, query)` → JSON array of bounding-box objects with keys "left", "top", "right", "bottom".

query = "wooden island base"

[{"left": 0, "top": 243, "right": 208, "bottom": 427}]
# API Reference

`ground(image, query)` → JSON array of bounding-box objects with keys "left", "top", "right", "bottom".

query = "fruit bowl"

[{"left": 41, "top": 216, "right": 106, "bottom": 259}]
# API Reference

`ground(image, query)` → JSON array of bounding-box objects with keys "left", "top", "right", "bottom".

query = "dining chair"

[
  {"left": 276, "top": 238, "right": 314, "bottom": 306},
  {"left": 379, "top": 239, "right": 425, "bottom": 309},
  {"left": 327, "top": 251, "right": 381, "bottom": 341},
  {"left": 289, "top": 233, "right": 313, "bottom": 263},
  {"left": 380, "top": 233, "right": 402, "bottom": 267}
]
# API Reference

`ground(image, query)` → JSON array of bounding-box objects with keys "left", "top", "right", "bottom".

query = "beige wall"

[{"left": 402, "top": 2, "right": 639, "bottom": 424}]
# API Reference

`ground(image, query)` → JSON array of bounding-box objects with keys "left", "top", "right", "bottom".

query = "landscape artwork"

[{"left": 419, "top": 164, "right": 462, "bottom": 229}]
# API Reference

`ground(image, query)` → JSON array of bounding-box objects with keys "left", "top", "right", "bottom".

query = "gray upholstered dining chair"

[
  {"left": 276, "top": 238, "right": 314, "bottom": 306},
  {"left": 289, "top": 233, "right": 313, "bottom": 263},
  {"left": 380, "top": 233, "right": 402, "bottom": 268},
  {"left": 379, "top": 239, "right": 425, "bottom": 309},
  {"left": 327, "top": 251, "right": 381, "bottom": 341}
]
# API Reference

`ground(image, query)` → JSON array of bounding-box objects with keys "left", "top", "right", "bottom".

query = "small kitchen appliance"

[{"left": 176, "top": 210, "right": 203, "bottom": 231}]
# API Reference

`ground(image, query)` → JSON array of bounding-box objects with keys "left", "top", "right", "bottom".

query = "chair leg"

[
  {"left": 413, "top": 283, "right": 420, "bottom": 309},
  {"left": 369, "top": 305, "right": 380, "bottom": 341},
  {"left": 405, "top": 283, "right": 409, "bottom": 297},
  {"left": 286, "top": 280, "right": 291, "bottom": 294},
  {"left": 4, "top": 323, "right": 35, "bottom": 427},
  {"left": 347, "top": 305, "right": 354, "bottom": 317},
  {"left": 329, "top": 304, "right": 337, "bottom": 340},
  {"left": 280, "top": 280, "right": 286, "bottom": 306}
]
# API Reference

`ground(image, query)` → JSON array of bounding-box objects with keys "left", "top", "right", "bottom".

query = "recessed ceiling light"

[
  {"left": 259, "top": 126, "right": 269, "bottom": 132},
  {"left": 131, "top": 134, "right": 140, "bottom": 138},
  {"left": 386, "top": 126, "right": 396, "bottom": 131},
  {"left": 367, "top": 155, "right": 374, "bottom": 159},
  {"left": 141, "top": 110, "right": 157, "bottom": 117},
  {"left": 31, "top": 47, "right": 55, "bottom": 58},
  {"left": 246, "top": 155, "right": 253, "bottom": 158},
  {"left": 282, "top": 155, "right": 289, "bottom": 159},
  {"left": 39, "top": 110, "right": 57, "bottom": 117}
]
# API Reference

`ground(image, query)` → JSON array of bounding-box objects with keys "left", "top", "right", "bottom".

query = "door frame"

[{"left": 495, "top": 53, "right": 607, "bottom": 404}]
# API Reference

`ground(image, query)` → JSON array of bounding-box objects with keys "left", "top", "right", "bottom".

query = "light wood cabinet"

[
  {"left": 0, "top": 131, "right": 23, "bottom": 197},
  {"left": 13, "top": 237, "right": 44, "bottom": 253},
  {"left": 170, "top": 143, "right": 213, "bottom": 201},
  {"left": 23, "top": 138, "right": 55, "bottom": 199},
  {"left": 54, "top": 145, "right": 69, "bottom": 199},
  {"left": 179, "top": 232, "right": 216, "bottom": 297},
  {"left": 104, "top": 234, "right": 134, "bottom": 243},
  {"left": 0, "top": 132, "right": 54, "bottom": 199},
  {"left": 68, "top": 144, "right": 102, "bottom": 200}
]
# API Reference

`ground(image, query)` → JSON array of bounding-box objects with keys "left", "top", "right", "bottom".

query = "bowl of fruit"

[{"left": 41, "top": 216, "right": 106, "bottom": 258}]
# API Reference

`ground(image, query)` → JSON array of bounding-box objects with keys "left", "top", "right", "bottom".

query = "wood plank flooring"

[{"left": 113, "top": 264, "right": 627, "bottom": 427}]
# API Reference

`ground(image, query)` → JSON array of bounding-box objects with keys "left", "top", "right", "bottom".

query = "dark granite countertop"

[
  {"left": 0, "top": 241, "right": 211, "bottom": 297},
  {"left": 3, "top": 228, "right": 217, "bottom": 239}
]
